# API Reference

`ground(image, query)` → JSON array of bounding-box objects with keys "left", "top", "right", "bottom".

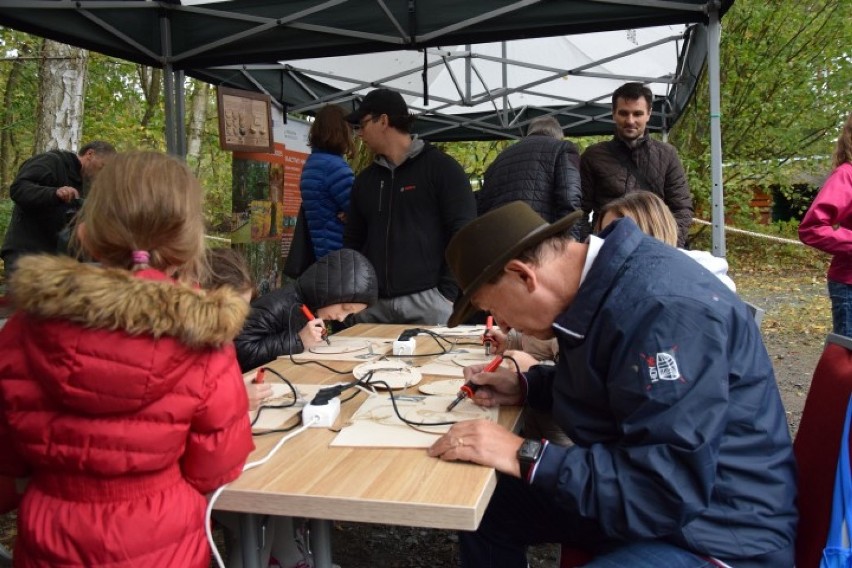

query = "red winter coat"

[{"left": 0, "top": 255, "right": 254, "bottom": 567}]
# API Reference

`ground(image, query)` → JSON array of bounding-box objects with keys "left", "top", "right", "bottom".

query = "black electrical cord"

[{"left": 249, "top": 367, "right": 301, "bottom": 435}]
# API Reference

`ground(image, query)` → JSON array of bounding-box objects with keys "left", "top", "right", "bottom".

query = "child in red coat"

[{"left": 0, "top": 151, "right": 254, "bottom": 567}]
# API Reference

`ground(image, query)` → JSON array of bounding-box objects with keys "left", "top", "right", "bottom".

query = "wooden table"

[{"left": 215, "top": 323, "right": 521, "bottom": 568}]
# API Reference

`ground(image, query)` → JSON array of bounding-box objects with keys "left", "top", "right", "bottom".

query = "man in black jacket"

[
  {"left": 1, "top": 141, "right": 116, "bottom": 277},
  {"left": 478, "top": 115, "right": 581, "bottom": 224},
  {"left": 344, "top": 89, "right": 476, "bottom": 325},
  {"left": 580, "top": 82, "right": 693, "bottom": 246}
]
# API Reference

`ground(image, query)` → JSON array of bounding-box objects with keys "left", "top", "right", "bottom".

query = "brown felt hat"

[{"left": 446, "top": 202, "right": 583, "bottom": 327}]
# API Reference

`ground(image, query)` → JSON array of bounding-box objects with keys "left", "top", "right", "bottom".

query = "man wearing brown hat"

[
  {"left": 428, "top": 202, "right": 796, "bottom": 567},
  {"left": 343, "top": 88, "right": 475, "bottom": 325}
]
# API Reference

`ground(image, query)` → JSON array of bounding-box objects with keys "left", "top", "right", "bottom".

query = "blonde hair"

[
  {"left": 833, "top": 113, "right": 852, "bottom": 169},
  {"left": 75, "top": 151, "right": 208, "bottom": 283},
  {"left": 596, "top": 192, "right": 678, "bottom": 246}
]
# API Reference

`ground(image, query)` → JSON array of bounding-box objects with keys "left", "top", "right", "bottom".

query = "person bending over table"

[
  {"left": 428, "top": 202, "right": 796, "bottom": 568},
  {"left": 234, "top": 248, "right": 378, "bottom": 372}
]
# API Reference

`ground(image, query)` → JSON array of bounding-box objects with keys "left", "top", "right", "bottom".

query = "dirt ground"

[{"left": 0, "top": 241, "right": 834, "bottom": 567}]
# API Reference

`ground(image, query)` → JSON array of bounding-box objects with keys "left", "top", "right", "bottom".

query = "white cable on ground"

[
  {"left": 206, "top": 415, "right": 320, "bottom": 568},
  {"left": 692, "top": 218, "right": 804, "bottom": 246}
]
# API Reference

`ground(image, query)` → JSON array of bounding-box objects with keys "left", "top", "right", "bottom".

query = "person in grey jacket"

[
  {"left": 1, "top": 141, "right": 115, "bottom": 277},
  {"left": 429, "top": 202, "right": 796, "bottom": 568},
  {"left": 580, "top": 82, "right": 693, "bottom": 246},
  {"left": 477, "top": 116, "right": 581, "bottom": 224},
  {"left": 234, "top": 248, "right": 378, "bottom": 372}
]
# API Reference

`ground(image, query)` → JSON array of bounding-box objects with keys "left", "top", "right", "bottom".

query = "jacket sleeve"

[
  {"left": 436, "top": 155, "right": 476, "bottom": 301},
  {"left": 660, "top": 145, "right": 694, "bottom": 247},
  {"left": 343, "top": 176, "right": 367, "bottom": 250},
  {"left": 234, "top": 289, "right": 305, "bottom": 372},
  {"left": 798, "top": 165, "right": 852, "bottom": 255},
  {"left": 10, "top": 153, "right": 68, "bottom": 209},
  {"left": 0, "top": 316, "right": 31, "bottom": 479},
  {"left": 552, "top": 142, "right": 583, "bottom": 220},
  {"left": 182, "top": 345, "right": 254, "bottom": 494},
  {"left": 579, "top": 148, "right": 598, "bottom": 218},
  {"left": 532, "top": 297, "right": 733, "bottom": 540}
]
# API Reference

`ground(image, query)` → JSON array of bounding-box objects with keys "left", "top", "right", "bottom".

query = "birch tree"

[{"left": 35, "top": 39, "right": 87, "bottom": 153}]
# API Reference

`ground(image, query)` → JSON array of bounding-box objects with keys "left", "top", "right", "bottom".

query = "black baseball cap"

[{"left": 345, "top": 88, "right": 409, "bottom": 124}]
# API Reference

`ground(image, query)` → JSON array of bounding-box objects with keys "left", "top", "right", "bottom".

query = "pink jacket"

[
  {"left": 799, "top": 162, "right": 852, "bottom": 284},
  {"left": 0, "top": 255, "right": 254, "bottom": 567}
]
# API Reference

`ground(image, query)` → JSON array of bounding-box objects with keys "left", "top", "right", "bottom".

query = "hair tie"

[{"left": 131, "top": 250, "right": 150, "bottom": 265}]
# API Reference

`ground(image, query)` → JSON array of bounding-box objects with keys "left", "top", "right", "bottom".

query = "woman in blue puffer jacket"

[{"left": 300, "top": 104, "right": 356, "bottom": 260}]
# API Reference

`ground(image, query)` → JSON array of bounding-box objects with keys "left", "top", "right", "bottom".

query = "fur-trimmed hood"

[{"left": 9, "top": 255, "right": 248, "bottom": 348}]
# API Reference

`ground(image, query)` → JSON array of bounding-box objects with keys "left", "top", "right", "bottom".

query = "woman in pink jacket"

[
  {"left": 0, "top": 151, "right": 254, "bottom": 567},
  {"left": 799, "top": 113, "right": 852, "bottom": 337}
]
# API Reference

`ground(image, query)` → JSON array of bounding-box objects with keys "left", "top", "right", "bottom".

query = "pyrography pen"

[
  {"left": 446, "top": 355, "right": 504, "bottom": 412},
  {"left": 252, "top": 367, "right": 266, "bottom": 384},
  {"left": 482, "top": 315, "right": 495, "bottom": 356},
  {"left": 300, "top": 304, "right": 331, "bottom": 346}
]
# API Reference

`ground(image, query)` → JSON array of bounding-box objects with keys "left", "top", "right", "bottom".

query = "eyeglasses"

[{"left": 352, "top": 115, "right": 379, "bottom": 134}]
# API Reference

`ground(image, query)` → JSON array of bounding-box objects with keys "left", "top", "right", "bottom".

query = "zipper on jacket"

[
  {"left": 384, "top": 173, "right": 394, "bottom": 294},
  {"left": 378, "top": 180, "right": 384, "bottom": 213}
]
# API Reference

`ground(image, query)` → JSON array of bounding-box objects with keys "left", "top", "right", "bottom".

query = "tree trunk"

[
  {"left": 186, "top": 80, "right": 209, "bottom": 170},
  {"left": 137, "top": 65, "right": 161, "bottom": 129},
  {"left": 35, "top": 39, "right": 88, "bottom": 153}
]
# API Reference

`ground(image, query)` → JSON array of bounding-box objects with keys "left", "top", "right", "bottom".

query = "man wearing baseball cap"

[
  {"left": 343, "top": 88, "right": 475, "bottom": 325},
  {"left": 428, "top": 202, "right": 796, "bottom": 567}
]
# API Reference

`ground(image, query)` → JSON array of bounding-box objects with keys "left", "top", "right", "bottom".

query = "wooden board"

[
  {"left": 330, "top": 393, "right": 498, "bottom": 448},
  {"left": 288, "top": 337, "right": 393, "bottom": 361}
]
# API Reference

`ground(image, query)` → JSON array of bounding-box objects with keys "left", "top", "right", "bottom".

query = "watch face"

[{"left": 519, "top": 439, "right": 543, "bottom": 460}]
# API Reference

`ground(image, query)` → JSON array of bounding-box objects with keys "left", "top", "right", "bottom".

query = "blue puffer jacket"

[
  {"left": 525, "top": 218, "right": 797, "bottom": 567},
  {"left": 300, "top": 149, "right": 354, "bottom": 259}
]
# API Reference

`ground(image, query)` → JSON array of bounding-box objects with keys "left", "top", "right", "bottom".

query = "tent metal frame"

[{"left": 0, "top": 0, "right": 731, "bottom": 254}]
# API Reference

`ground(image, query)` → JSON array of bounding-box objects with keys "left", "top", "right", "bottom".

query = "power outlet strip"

[
  {"left": 301, "top": 397, "right": 341, "bottom": 428},
  {"left": 392, "top": 337, "right": 417, "bottom": 356}
]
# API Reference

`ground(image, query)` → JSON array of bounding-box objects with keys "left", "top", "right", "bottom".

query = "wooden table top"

[{"left": 215, "top": 323, "right": 521, "bottom": 531}]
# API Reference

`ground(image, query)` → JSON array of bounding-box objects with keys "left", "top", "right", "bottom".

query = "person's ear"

[{"left": 504, "top": 259, "right": 537, "bottom": 293}]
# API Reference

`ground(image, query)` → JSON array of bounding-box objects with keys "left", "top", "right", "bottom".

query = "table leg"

[
  {"left": 310, "top": 519, "right": 334, "bottom": 568},
  {"left": 239, "top": 513, "right": 263, "bottom": 568}
]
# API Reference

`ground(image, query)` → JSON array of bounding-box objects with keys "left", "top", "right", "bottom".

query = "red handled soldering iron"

[
  {"left": 482, "top": 315, "right": 495, "bottom": 356},
  {"left": 301, "top": 304, "right": 330, "bottom": 346},
  {"left": 446, "top": 355, "right": 503, "bottom": 412}
]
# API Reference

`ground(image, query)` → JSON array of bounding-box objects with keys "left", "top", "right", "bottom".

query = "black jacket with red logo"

[{"left": 344, "top": 140, "right": 475, "bottom": 300}]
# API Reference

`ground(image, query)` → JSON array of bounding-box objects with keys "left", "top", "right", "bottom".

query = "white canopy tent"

[{"left": 210, "top": 24, "right": 701, "bottom": 141}]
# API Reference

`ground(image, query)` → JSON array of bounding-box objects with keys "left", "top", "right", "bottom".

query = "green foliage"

[{"left": 671, "top": 0, "right": 851, "bottom": 224}]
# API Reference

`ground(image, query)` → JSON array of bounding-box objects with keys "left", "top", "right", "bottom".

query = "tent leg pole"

[{"left": 707, "top": 5, "right": 725, "bottom": 257}]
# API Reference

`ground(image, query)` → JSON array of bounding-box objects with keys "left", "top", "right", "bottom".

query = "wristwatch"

[{"left": 517, "top": 438, "right": 544, "bottom": 481}]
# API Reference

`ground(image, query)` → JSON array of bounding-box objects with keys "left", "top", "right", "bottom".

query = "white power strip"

[
  {"left": 392, "top": 337, "right": 417, "bottom": 356},
  {"left": 301, "top": 396, "right": 341, "bottom": 428}
]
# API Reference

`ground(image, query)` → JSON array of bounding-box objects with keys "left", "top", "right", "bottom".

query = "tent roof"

[{"left": 0, "top": 0, "right": 733, "bottom": 140}]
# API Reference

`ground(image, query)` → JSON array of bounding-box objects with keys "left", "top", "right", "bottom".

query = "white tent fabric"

[{"left": 268, "top": 25, "right": 691, "bottom": 139}]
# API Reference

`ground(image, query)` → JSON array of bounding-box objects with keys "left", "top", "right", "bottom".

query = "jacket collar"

[{"left": 9, "top": 255, "right": 248, "bottom": 348}]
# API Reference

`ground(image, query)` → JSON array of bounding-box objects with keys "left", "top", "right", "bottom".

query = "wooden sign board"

[{"left": 217, "top": 86, "right": 274, "bottom": 153}]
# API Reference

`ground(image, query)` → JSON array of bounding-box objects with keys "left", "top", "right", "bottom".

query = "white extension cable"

[{"left": 205, "top": 415, "right": 320, "bottom": 568}]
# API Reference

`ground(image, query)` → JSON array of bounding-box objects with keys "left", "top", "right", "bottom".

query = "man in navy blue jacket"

[{"left": 429, "top": 202, "right": 797, "bottom": 567}]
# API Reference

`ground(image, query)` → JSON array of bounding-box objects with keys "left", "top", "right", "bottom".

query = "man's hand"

[
  {"left": 55, "top": 186, "right": 80, "bottom": 203},
  {"left": 428, "top": 419, "right": 524, "bottom": 476},
  {"left": 461, "top": 362, "right": 524, "bottom": 407}
]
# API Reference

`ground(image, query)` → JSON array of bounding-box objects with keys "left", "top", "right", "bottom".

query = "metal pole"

[
  {"left": 175, "top": 69, "right": 186, "bottom": 158},
  {"left": 707, "top": 4, "right": 725, "bottom": 257},
  {"left": 160, "top": 13, "right": 176, "bottom": 155}
]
